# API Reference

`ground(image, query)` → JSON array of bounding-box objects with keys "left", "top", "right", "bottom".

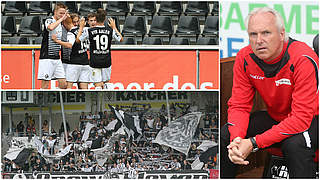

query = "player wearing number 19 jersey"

[{"left": 77, "top": 8, "right": 123, "bottom": 89}]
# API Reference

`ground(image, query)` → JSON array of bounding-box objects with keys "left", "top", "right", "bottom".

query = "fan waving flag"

[{"left": 153, "top": 112, "right": 202, "bottom": 155}]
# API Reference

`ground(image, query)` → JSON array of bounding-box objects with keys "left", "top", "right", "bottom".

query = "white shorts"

[
  {"left": 63, "top": 63, "right": 68, "bottom": 72},
  {"left": 91, "top": 66, "right": 112, "bottom": 83},
  {"left": 66, "top": 64, "right": 91, "bottom": 82},
  {"left": 38, "top": 59, "right": 65, "bottom": 80}
]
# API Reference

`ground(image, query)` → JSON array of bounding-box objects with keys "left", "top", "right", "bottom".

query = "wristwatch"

[{"left": 249, "top": 137, "right": 259, "bottom": 152}]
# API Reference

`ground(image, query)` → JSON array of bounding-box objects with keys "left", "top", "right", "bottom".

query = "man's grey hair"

[{"left": 245, "top": 7, "right": 288, "bottom": 42}]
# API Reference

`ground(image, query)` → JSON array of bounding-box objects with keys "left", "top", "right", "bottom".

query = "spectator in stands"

[
  {"left": 86, "top": 112, "right": 93, "bottom": 121},
  {"left": 59, "top": 121, "right": 70, "bottom": 136},
  {"left": 26, "top": 122, "right": 36, "bottom": 138},
  {"left": 42, "top": 120, "right": 49, "bottom": 135},
  {"left": 16, "top": 121, "right": 25, "bottom": 137},
  {"left": 182, "top": 160, "right": 191, "bottom": 170}
]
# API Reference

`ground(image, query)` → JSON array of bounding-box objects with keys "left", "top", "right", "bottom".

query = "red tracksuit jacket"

[{"left": 228, "top": 38, "right": 319, "bottom": 148}]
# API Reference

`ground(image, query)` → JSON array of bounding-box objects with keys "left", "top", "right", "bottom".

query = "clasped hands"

[{"left": 227, "top": 137, "right": 254, "bottom": 165}]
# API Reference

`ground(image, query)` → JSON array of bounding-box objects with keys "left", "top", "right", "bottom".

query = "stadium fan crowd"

[{"left": 2, "top": 103, "right": 218, "bottom": 174}]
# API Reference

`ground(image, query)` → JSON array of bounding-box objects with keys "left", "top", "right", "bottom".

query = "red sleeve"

[
  {"left": 227, "top": 51, "right": 255, "bottom": 141},
  {"left": 256, "top": 55, "right": 319, "bottom": 148}
]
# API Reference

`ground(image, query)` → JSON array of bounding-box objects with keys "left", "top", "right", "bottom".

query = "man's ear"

[{"left": 280, "top": 28, "right": 285, "bottom": 41}]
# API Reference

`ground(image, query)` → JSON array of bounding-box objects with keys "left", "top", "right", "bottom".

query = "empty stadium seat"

[
  {"left": 158, "top": 2, "right": 183, "bottom": 16},
  {"left": 203, "top": 16, "right": 219, "bottom": 36},
  {"left": 28, "top": 2, "right": 52, "bottom": 15},
  {"left": 196, "top": 36, "right": 218, "bottom": 45},
  {"left": 122, "top": 16, "right": 147, "bottom": 37},
  {"left": 105, "top": 1, "right": 130, "bottom": 21},
  {"left": 3, "top": 2, "right": 28, "bottom": 16},
  {"left": 33, "top": 37, "right": 43, "bottom": 44},
  {"left": 8, "top": 37, "right": 30, "bottom": 44},
  {"left": 185, "top": 1, "right": 210, "bottom": 16},
  {"left": 175, "top": 16, "right": 200, "bottom": 38},
  {"left": 62, "top": 1, "right": 78, "bottom": 13},
  {"left": 142, "top": 37, "right": 163, "bottom": 45},
  {"left": 169, "top": 37, "right": 190, "bottom": 45},
  {"left": 104, "top": 16, "right": 120, "bottom": 32},
  {"left": 131, "top": 1, "right": 156, "bottom": 21},
  {"left": 149, "top": 16, "right": 173, "bottom": 36},
  {"left": 115, "top": 37, "right": 137, "bottom": 45},
  {"left": 79, "top": 2, "right": 103, "bottom": 16},
  {"left": 2, "top": 16, "right": 17, "bottom": 37},
  {"left": 18, "top": 16, "right": 42, "bottom": 36},
  {"left": 211, "top": 1, "right": 219, "bottom": 16}
]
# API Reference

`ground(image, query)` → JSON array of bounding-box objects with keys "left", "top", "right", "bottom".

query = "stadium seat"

[
  {"left": 158, "top": 2, "right": 183, "bottom": 16},
  {"left": 33, "top": 37, "right": 43, "bottom": 44},
  {"left": 104, "top": 16, "right": 120, "bottom": 32},
  {"left": 175, "top": 16, "right": 200, "bottom": 42},
  {"left": 202, "top": 16, "right": 219, "bottom": 36},
  {"left": 1, "top": 16, "right": 17, "bottom": 37},
  {"left": 28, "top": 2, "right": 52, "bottom": 15},
  {"left": 196, "top": 36, "right": 218, "bottom": 45},
  {"left": 122, "top": 16, "right": 147, "bottom": 38},
  {"left": 79, "top": 2, "right": 103, "bottom": 16},
  {"left": 185, "top": 1, "right": 210, "bottom": 16},
  {"left": 115, "top": 37, "right": 137, "bottom": 45},
  {"left": 61, "top": 1, "right": 78, "bottom": 13},
  {"left": 18, "top": 16, "right": 42, "bottom": 36},
  {"left": 7, "top": 37, "right": 30, "bottom": 44},
  {"left": 142, "top": 37, "right": 163, "bottom": 45},
  {"left": 149, "top": 16, "right": 173, "bottom": 37},
  {"left": 211, "top": 1, "right": 219, "bottom": 16},
  {"left": 3, "top": 2, "right": 28, "bottom": 16},
  {"left": 169, "top": 37, "right": 190, "bottom": 45},
  {"left": 131, "top": 2, "right": 156, "bottom": 21},
  {"left": 105, "top": 1, "right": 130, "bottom": 22}
]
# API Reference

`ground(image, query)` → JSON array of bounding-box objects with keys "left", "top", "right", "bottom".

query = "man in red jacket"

[{"left": 221, "top": 7, "right": 319, "bottom": 178}]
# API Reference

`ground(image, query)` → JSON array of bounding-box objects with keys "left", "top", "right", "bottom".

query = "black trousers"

[{"left": 220, "top": 111, "right": 319, "bottom": 178}]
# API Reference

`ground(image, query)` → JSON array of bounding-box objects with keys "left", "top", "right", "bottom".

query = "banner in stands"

[
  {"left": 1, "top": 50, "right": 219, "bottom": 90},
  {"left": 2, "top": 91, "right": 34, "bottom": 104},
  {"left": 220, "top": 1, "right": 319, "bottom": 58},
  {"left": 2, "top": 170, "right": 211, "bottom": 179}
]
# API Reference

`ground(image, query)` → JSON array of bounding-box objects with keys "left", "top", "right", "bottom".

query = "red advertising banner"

[{"left": 1, "top": 49, "right": 219, "bottom": 90}]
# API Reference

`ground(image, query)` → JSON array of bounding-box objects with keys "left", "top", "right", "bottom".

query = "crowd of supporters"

[{"left": 2, "top": 103, "right": 218, "bottom": 174}]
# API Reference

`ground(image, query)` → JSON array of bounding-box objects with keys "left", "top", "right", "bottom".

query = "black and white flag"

[
  {"left": 191, "top": 141, "right": 218, "bottom": 170},
  {"left": 108, "top": 105, "right": 142, "bottom": 139},
  {"left": 4, "top": 148, "right": 33, "bottom": 167},
  {"left": 153, "top": 112, "right": 202, "bottom": 155}
]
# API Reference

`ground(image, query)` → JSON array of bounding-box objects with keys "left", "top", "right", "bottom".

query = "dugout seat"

[
  {"left": 149, "top": 16, "right": 173, "bottom": 37},
  {"left": 105, "top": 1, "right": 130, "bottom": 22},
  {"left": 142, "top": 37, "right": 163, "bottom": 45},
  {"left": 18, "top": 16, "right": 42, "bottom": 36},
  {"left": 1, "top": 16, "right": 17, "bottom": 37},
  {"left": 169, "top": 37, "right": 190, "bottom": 45},
  {"left": 131, "top": 2, "right": 156, "bottom": 21},
  {"left": 175, "top": 16, "right": 200, "bottom": 42},
  {"left": 3, "top": 1, "right": 28, "bottom": 16},
  {"left": 211, "top": 2, "right": 219, "bottom": 16},
  {"left": 196, "top": 36, "right": 218, "bottom": 45},
  {"left": 61, "top": 1, "right": 78, "bottom": 13},
  {"left": 28, "top": 2, "right": 52, "bottom": 15},
  {"left": 313, "top": 34, "right": 319, "bottom": 56},
  {"left": 122, "top": 16, "right": 147, "bottom": 41},
  {"left": 203, "top": 16, "right": 219, "bottom": 36},
  {"left": 104, "top": 16, "right": 120, "bottom": 32},
  {"left": 115, "top": 37, "right": 137, "bottom": 45},
  {"left": 7, "top": 37, "right": 30, "bottom": 44},
  {"left": 79, "top": 2, "right": 103, "bottom": 16},
  {"left": 158, "top": 1, "right": 183, "bottom": 22},
  {"left": 185, "top": 1, "right": 209, "bottom": 20}
]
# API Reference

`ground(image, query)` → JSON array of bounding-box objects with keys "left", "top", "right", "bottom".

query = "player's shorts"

[
  {"left": 91, "top": 66, "right": 112, "bottom": 83},
  {"left": 63, "top": 63, "right": 68, "bottom": 72},
  {"left": 66, "top": 64, "right": 91, "bottom": 83},
  {"left": 37, "top": 59, "right": 65, "bottom": 80}
]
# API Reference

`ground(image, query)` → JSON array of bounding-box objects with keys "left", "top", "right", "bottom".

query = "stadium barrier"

[
  {"left": 2, "top": 169, "right": 218, "bottom": 179},
  {"left": 1, "top": 45, "right": 219, "bottom": 90}
]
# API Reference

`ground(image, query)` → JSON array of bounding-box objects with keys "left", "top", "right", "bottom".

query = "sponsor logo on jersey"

[
  {"left": 275, "top": 78, "right": 291, "bottom": 86},
  {"left": 250, "top": 74, "right": 265, "bottom": 80}
]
